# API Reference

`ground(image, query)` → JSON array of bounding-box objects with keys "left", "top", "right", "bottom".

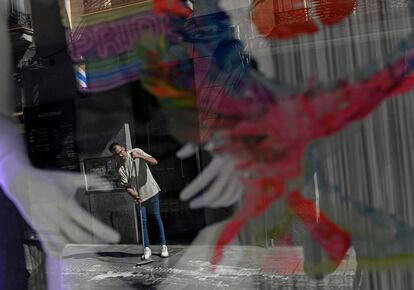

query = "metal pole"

[
  {"left": 133, "top": 156, "right": 153, "bottom": 264},
  {"left": 133, "top": 158, "right": 145, "bottom": 254}
]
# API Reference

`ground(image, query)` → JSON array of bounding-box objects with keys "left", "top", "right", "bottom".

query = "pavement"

[{"left": 62, "top": 244, "right": 357, "bottom": 290}]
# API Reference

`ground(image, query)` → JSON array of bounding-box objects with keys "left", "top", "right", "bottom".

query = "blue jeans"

[{"left": 136, "top": 194, "right": 166, "bottom": 247}]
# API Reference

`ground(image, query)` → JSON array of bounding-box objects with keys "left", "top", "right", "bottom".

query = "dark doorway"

[{"left": 130, "top": 81, "right": 206, "bottom": 244}]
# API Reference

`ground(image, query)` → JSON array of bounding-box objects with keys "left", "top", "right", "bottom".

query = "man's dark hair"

[{"left": 108, "top": 142, "right": 123, "bottom": 153}]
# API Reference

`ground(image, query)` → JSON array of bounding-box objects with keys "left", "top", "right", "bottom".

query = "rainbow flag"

[{"left": 59, "top": 0, "right": 192, "bottom": 92}]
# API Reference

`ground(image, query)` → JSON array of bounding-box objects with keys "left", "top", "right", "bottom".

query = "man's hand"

[
  {"left": 134, "top": 195, "right": 142, "bottom": 203},
  {"left": 131, "top": 151, "right": 144, "bottom": 159},
  {"left": 131, "top": 150, "right": 158, "bottom": 165},
  {"left": 133, "top": 190, "right": 142, "bottom": 203},
  {"left": 127, "top": 187, "right": 142, "bottom": 203}
]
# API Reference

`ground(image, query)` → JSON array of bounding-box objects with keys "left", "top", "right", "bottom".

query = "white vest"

[{"left": 118, "top": 148, "right": 161, "bottom": 202}]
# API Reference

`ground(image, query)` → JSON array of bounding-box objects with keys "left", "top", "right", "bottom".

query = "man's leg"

[
  {"left": 137, "top": 203, "right": 150, "bottom": 247},
  {"left": 150, "top": 194, "right": 167, "bottom": 245}
]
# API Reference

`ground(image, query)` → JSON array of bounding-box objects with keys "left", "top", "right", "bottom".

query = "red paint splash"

[
  {"left": 208, "top": 53, "right": 414, "bottom": 267},
  {"left": 141, "top": 50, "right": 414, "bottom": 269},
  {"left": 287, "top": 190, "right": 351, "bottom": 265},
  {"left": 140, "top": 48, "right": 414, "bottom": 270},
  {"left": 211, "top": 179, "right": 285, "bottom": 265}
]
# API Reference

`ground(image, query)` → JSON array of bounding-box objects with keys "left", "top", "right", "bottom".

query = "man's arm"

[
  {"left": 131, "top": 150, "right": 158, "bottom": 165},
  {"left": 118, "top": 168, "right": 141, "bottom": 202},
  {"left": 126, "top": 187, "right": 141, "bottom": 202}
]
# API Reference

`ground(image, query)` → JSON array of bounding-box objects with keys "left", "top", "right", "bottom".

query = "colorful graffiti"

[{"left": 60, "top": 0, "right": 192, "bottom": 91}]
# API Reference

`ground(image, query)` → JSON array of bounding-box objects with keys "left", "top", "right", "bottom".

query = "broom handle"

[
  {"left": 138, "top": 202, "right": 146, "bottom": 254},
  {"left": 133, "top": 156, "right": 146, "bottom": 255}
]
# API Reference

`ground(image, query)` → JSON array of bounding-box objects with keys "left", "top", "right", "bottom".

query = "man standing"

[{"left": 109, "top": 142, "right": 168, "bottom": 259}]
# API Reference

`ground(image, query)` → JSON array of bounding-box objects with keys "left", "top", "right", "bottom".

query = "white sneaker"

[
  {"left": 161, "top": 245, "right": 169, "bottom": 258},
  {"left": 142, "top": 247, "right": 152, "bottom": 260}
]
